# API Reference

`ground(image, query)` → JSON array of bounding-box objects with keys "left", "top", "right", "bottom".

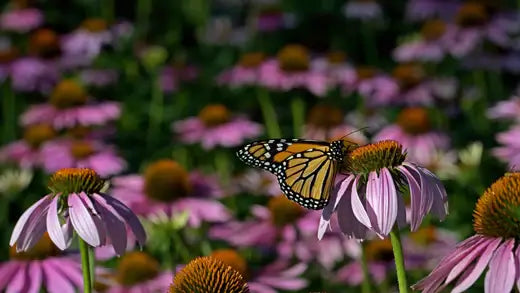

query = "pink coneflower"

[
  {"left": 20, "top": 79, "right": 121, "bottom": 129},
  {"left": 492, "top": 126, "right": 520, "bottom": 168},
  {"left": 354, "top": 66, "right": 400, "bottom": 106},
  {"left": 413, "top": 173, "right": 520, "bottom": 293},
  {"left": 257, "top": 44, "right": 331, "bottom": 96},
  {"left": 2, "top": 233, "right": 83, "bottom": 292},
  {"left": 374, "top": 107, "right": 450, "bottom": 166},
  {"left": 209, "top": 250, "right": 308, "bottom": 293},
  {"left": 10, "top": 168, "right": 146, "bottom": 255},
  {"left": 111, "top": 159, "right": 229, "bottom": 227},
  {"left": 405, "top": 0, "right": 459, "bottom": 22},
  {"left": 0, "top": 8, "right": 43, "bottom": 33},
  {"left": 0, "top": 123, "right": 56, "bottom": 168},
  {"left": 39, "top": 138, "right": 126, "bottom": 177},
  {"left": 159, "top": 64, "right": 198, "bottom": 93},
  {"left": 60, "top": 18, "right": 112, "bottom": 68},
  {"left": 343, "top": 0, "right": 383, "bottom": 21},
  {"left": 311, "top": 51, "right": 357, "bottom": 93},
  {"left": 487, "top": 95, "right": 520, "bottom": 121},
  {"left": 390, "top": 63, "right": 435, "bottom": 106},
  {"left": 172, "top": 104, "right": 262, "bottom": 150},
  {"left": 303, "top": 104, "right": 368, "bottom": 143},
  {"left": 217, "top": 52, "right": 266, "bottom": 88},
  {"left": 9, "top": 57, "right": 59, "bottom": 93},
  {"left": 107, "top": 252, "right": 172, "bottom": 293},
  {"left": 319, "top": 140, "right": 448, "bottom": 240}
]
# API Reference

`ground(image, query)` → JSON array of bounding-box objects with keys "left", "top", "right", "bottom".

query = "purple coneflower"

[
  {"left": 0, "top": 7, "right": 43, "bottom": 33},
  {"left": 107, "top": 251, "right": 172, "bottom": 293},
  {"left": 217, "top": 52, "right": 266, "bottom": 88},
  {"left": 9, "top": 57, "right": 59, "bottom": 94},
  {"left": 319, "top": 140, "right": 448, "bottom": 240},
  {"left": 491, "top": 126, "right": 520, "bottom": 169},
  {"left": 20, "top": 79, "right": 121, "bottom": 129},
  {"left": 159, "top": 64, "right": 198, "bottom": 93},
  {"left": 111, "top": 159, "right": 229, "bottom": 227},
  {"left": 405, "top": 0, "right": 459, "bottom": 22},
  {"left": 354, "top": 66, "right": 400, "bottom": 106},
  {"left": 172, "top": 104, "right": 262, "bottom": 150},
  {"left": 413, "top": 172, "right": 520, "bottom": 292},
  {"left": 10, "top": 168, "right": 146, "bottom": 255},
  {"left": 40, "top": 138, "right": 126, "bottom": 177},
  {"left": 343, "top": 0, "right": 383, "bottom": 21},
  {"left": 1, "top": 233, "right": 84, "bottom": 293},
  {"left": 487, "top": 94, "right": 520, "bottom": 122},
  {"left": 374, "top": 107, "right": 450, "bottom": 167}
]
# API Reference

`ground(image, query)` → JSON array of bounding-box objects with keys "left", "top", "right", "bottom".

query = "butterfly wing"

[{"left": 237, "top": 139, "right": 337, "bottom": 210}]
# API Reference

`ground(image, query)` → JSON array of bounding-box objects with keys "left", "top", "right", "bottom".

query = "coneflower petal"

[
  {"left": 379, "top": 168, "right": 398, "bottom": 235},
  {"left": 27, "top": 262, "right": 42, "bottom": 293},
  {"left": 365, "top": 171, "right": 382, "bottom": 235},
  {"left": 46, "top": 196, "right": 68, "bottom": 250},
  {"left": 78, "top": 192, "right": 107, "bottom": 245},
  {"left": 485, "top": 239, "right": 515, "bottom": 293},
  {"left": 10, "top": 195, "right": 52, "bottom": 246},
  {"left": 515, "top": 246, "right": 520, "bottom": 291},
  {"left": 445, "top": 237, "right": 498, "bottom": 283},
  {"left": 398, "top": 165, "right": 422, "bottom": 231},
  {"left": 452, "top": 237, "right": 502, "bottom": 293},
  {"left": 92, "top": 194, "right": 127, "bottom": 256},
  {"left": 338, "top": 190, "right": 368, "bottom": 240},
  {"left": 351, "top": 176, "right": 372, "bottom": 229},
  {"left": 68, "top": 193, "right": 101, "bottom": 246},
  {"left": 104, "top": 194, "right": 147, "bottom": 245},
  {"left": 322, "top": 175, "right": 355, "bottom": 221},
  {"left": 8, "top": 262, "right": 28, "bottom": 293},
  {"left": 41, "top": 261, "right": 76, "bottom": 293},
  {"left": 17, "top": 203, "right": 50, "bottom": 252}
]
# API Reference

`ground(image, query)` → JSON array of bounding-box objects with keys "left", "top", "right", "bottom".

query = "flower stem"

[
  {"left": 88, "top": 245, "right": 95, "bottom": 287},
  {"left": 256, "top": 88, "right": 281, "bottom": 137},
  {"left": 146, "top": 72, "right": 164, "bottom": 151},
  {"left": 79, "top": 238, "right": 93, "bottom": 293},
  {"left": 290, "top": 96, "right": 305, "bottom": 138},
  {"left": 360, "top": 242, "right": 372, "bottom": 293},
  {"left": 390, "top": 226, "right": 409, "bottom": 293}
]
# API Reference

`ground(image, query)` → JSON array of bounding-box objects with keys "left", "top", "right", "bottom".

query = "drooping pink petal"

[
  {"left": 515, "top": 245, "right": 520, "bottom": 291},
  {"left": 0, "top": 262, "right": 21, "bottom": 289},
  {"left": 47, "top": 259, "right": 83, "bottom": 288},
  {"left": 17, "top": 202, "right": 50, "bottom": 251},
  {"left": 398, "top": 165, "right": 423, "bottom": 230},
  {"left": 452, "top": 237, "right": 502, "bottom": 293},
  {"left": 27, "top": 262, "right": 42, "bottom": 293},
  {"left": 365, "top": 171, "right": 381, "bottom": 235},
  {"left": 337, "top": 188, "right": 368, "bottom": 240},
  {"left": 10, "top": 195, "right": 52, "bottom": 246},
  {"left": 78, "top": 192, "right": 107, "bottom": 245},
  {"left": 248, "top": 282, "right": 277, "bottom": 293},
  {"left": 103, "top": 194, "right": 146, "bottom": 245},
  {"left": 350, "top": 176, "right": 372, "bottom": 229},
  {"left": 6, "top": 262, "right": 29, "bottom": 293},
  {"left": 91, "top": 194, "right": 127, "bottom": 256},
  {"left": 62, "top": 217, "right": 73, "bottom": 248},
  {"left": 322, "top": 175, "right": 355, "bottom": 221},
  {"left": 46, "top": 195, "right": 68, "bottom": 250},
  {"left": 68, "top": 193, "right": 101, "bottom": 246},
  {"left": 366, "top": 169, "right": 398, "bottom": 236},
  {"left": 485, "top": 239, "right": 515, "bottom": 293},
  {"left": 42, "top": 261, "right": 75, "bottom": 293}
]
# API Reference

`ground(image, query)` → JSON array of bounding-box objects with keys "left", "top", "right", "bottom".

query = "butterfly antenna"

[{"left": 339, "top": 127, "right": 370, "bottom": 141}]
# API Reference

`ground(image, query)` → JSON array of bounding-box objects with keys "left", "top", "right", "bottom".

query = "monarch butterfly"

[{"left": 236, "top": 138, "right": 356, "bottom": 210}]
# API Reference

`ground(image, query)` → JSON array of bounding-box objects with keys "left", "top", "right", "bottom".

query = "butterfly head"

[{"left": 330, "top": 139, "right": 358, "bottom": 161}]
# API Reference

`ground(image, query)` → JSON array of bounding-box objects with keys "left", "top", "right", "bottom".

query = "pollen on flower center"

[
  {"left": 277, "top": 44, "right": 310, "bottom": 72},
  {"left": 70, "top": 141, "right": 96, "bottom": 159},
  {"left": 326, "top": 51, "right": 347, "bottom": 64},
  {"left": 268, "top": 195, "right": 305, "bottom": 227},
  {"left": 143, "top": 160, "right": 192, "bottom": 202},
  {"left": 198, "top": 104, "right": 231, "bottom": 127},
  {"left": 116, "top": 252, "right": 160, "bottom": 286},
  {"left": 421, "top": 20, "right": 446, "bottom": 41},
  {"left": 10, "top": 233, "right": 60, "bottom": 260},
  {"left": 210, "top": 249, "right": 249, "bottom": 279},
  {"left": 81, "top": 18, "right": 108, "bottom": 32},
  {"left": 307, "top": 105, "right": 344, "bottom": 129},
  {"left": 28, "top": 28, "right": 60, "bottom": 58},
  {"left": 456, "top": 3, "right": 488, "bottom": 27},
  {"left": 343, "top": 140, "right": 406, "bottom": 174},
  {"left": 473, "top": 173, "right": 520, "bottom": 238},
  {"left": 23, "top": 124, "right": 56, "bottom": 148},
  {"left": 50, "top": 79, "right": 88, "bottom": 109},
  {"left": 239, "top": 52, "right": 265, "bottom": 68},
  {"left": 392, "top": 63, "right": 425, "bottom": 89},
  {"left": 365, "top": 239, "right": 394, "bottom": 262},
  {"left": 170, "top": 256, "right": 249, "bottom": 293},
  {"left": 396, "top": 107, "right": 431, "bottom": 135},
  {"left": 48, "top": 168, "right": 105, "bottom": 194},
  {"left": 356, "top": 66, "right": 377, "bottom": 80}
]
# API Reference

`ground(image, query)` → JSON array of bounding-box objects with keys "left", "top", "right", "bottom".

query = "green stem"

[
  {"left": 390, "top": 227, "right": 409, "bottom": 293},
  {"left": 79, "top": 238, "right": 93, "bottom": 293},
  {"left": 256, "top": 88, "right": 281, "bottom": 138},
  {"left": 2, "top": 84, "right": 16, "bottom": 143},
  {"left": 487, "top": 71, "right": 504, "bottom": 102},
  {"left": 473, "top": 70, "right": 487, "bottom": 101},
  {"left": 171, "top": 231, "right": 191, "bottom": 263},
  {"left": 290, "top": 97, "right": 305, "bottom": 138},
  {"left": 214, "top": 149, "right": 230, "bottom": 185},
  {"left": 360, "top": 242, "right": 372, "bottom": 293},
  {"left": 146, "top": 72, "right": 164, "bottom": 151},
  {"left": 88, "top": 246, "right": 95, "bottom": 287}
]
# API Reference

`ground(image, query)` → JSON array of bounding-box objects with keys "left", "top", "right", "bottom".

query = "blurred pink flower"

[
  {"left": 356, "top": 72, "right": 400, "bottom": 106},
  {"left": 111, "top": 159, "right": 229, "bottom": 227},
  {"left": 405, "top": 0, "right": 459, "bottom": 22},
  {"left": 336, "top": 261, "right": 387, "bottom": 286},
  {"left": 248, "top": 261, "right": 308, "bottom": 293},
  {"left": 173, "top": 104, "right": 262, "bottom": 150},
  {"left": 10, "top": 168, "right": 146, "bottom": 255},
  {"left": 39, "top": 138, "right": 126, "bottom": 177},
  {"left": 343, "top": 0, "right": 383, "bottom": 21},
  {"left": 0, "top": 140, "right": 43, "bottom": 168},
  {"left": 492, "top": 126, "right": 520, "bottom": 168},
  {"left": 217, "top": 53, "right": 265, "bottom": 88},
  {"left": 160, "top": 65, "right": 198, "bottom": 93},
  {"left": 80, "top": 69, "right": 118, "bottom": 87},
  {"left": 21, "top": 101, "right": 121, "bottom": 129},
  {"left": 9, "top": 57, "right": 59, "bottom": 93},
  {"left": 0, "top": 8, "right": 43, "bottom": 33},
  {"left": 374, "top": 108, "right": 450, "bottom": 166},
  {"left": 319, "top": 141, "right": 447, "bottom": 240},
  {"left": 2, "top": 234, "right": 83, "bottom": 293},
  {"left": 310, "top": 53, "right": 357, "bottom": 92},
  {"left": 487, "top": 95, "right": 520, "bottom": 122}
]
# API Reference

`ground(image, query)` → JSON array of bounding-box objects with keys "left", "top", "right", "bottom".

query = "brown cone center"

[{"left": 143, "top": 160, "right": 192, "bottom": 202}]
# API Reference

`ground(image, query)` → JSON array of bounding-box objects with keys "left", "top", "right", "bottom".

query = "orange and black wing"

[{"left": 237, "top": 139, "right": 337, "bottom": 209}]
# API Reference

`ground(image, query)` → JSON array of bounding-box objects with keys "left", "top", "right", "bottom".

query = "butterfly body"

[{"left": 237, "top": 138, "right": 353, "bottom": 210}]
